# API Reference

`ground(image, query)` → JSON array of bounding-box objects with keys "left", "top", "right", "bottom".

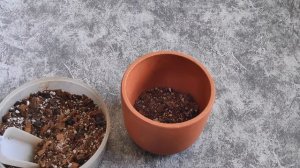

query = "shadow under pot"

[{"left": 121, "top": 51, "right": 215, "bottom": 155}]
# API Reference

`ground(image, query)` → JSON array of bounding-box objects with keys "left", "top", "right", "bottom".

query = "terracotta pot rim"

[{"left": 121, "top": 50, "right": 215, "bottom": 129}]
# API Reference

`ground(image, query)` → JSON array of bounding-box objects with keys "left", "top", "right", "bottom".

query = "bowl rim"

[
  {"left": 121, "top": 50, "right": 215, "bottom": 129},
  {"left": 0, "top": 77, "right": 111, "bottom": 168}
]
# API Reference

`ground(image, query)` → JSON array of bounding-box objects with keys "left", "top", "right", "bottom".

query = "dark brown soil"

[
  {"left": 0, "top": 90, "right": 106, "bottom": 168},
  {"left": 134, "top": 87, "right": 200, "bottom": 123}
]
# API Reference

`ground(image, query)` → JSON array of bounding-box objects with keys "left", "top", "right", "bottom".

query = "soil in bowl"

[
  {"left": 134, "top": 87, "right": 200, "bottom": 123},
  {"left": 0, "top": 90, "right": 106, "bottom": 168}
]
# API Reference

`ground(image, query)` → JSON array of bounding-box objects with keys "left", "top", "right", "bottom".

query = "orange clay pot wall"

[{"left": 121, "top": 51, "right": 215, "bottom": 155}]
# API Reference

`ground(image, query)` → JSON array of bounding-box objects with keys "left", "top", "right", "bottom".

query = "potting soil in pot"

[
  {"left": 134, "top": 87, "right": 200, "bottom": 123},
  {"left": 0, "top": 90, "right": 106, "bottom": 168}
]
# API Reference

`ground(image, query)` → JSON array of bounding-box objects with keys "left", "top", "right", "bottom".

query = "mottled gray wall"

[{"left": 0, "top": 0, "right": 299, "bottom": 167}]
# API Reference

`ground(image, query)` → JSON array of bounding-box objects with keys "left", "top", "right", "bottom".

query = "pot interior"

[{"left": 125, "top": 53, "right": 213, "bottom": 113}]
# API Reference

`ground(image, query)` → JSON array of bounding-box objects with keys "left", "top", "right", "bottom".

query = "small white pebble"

[
  {"left": 64, "top": 109, "right": 70, "bottom": 115},
  {"left": 47, "top": 129, "right": 51, "bottom": 133},
  {"left": 26, "top": 100, "right": 30, "bottom": 106},
  {"left": 15, "top": 110, "right": 20, "bottom": 114},
  {"left": 73, "top": 149, "right": 76, "bottom": 154},
  {"left": 153, "top": 118, "right": 159, "bottom": 122},
  {"left": 50, "top": 91, "right": 56, "bottom": 95}
]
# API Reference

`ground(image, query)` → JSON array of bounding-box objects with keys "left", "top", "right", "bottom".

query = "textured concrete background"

[{"left": 0, "top": 0, "right": 299, "bottom": 167}]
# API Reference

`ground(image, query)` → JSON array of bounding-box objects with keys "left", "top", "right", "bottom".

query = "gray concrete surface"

[{"left": 0, "top": 0, "right": 299, "bottom": 167}]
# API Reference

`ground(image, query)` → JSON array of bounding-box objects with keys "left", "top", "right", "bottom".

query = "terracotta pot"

[{"left": 121, "top": 51, "right": 215, "bottom": 155}]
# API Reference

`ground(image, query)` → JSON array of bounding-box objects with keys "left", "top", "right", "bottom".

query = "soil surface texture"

[{"left": 134, "top": 87, "right": 200, "bottom": 123}]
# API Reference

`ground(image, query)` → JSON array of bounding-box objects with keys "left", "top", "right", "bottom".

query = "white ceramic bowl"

[{"left": 0, "top": 77, "right": 111, "bottom": 168}]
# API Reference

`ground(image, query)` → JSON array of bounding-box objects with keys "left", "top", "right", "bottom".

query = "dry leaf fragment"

[
  {"left": 19, "top": 104, "right": 28, "bottom": 117},
  {"left": 56, "top": 133, "right": 64, "bottom": 141},
  {"left": 37, "top": 140, "right": 52, "bottom": 156},
  {"left": 25, "top": 120, "right": 32, "bottom": 133},
  {"left": 70, "top": 162, "right": 80, "bottom": 168}
]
